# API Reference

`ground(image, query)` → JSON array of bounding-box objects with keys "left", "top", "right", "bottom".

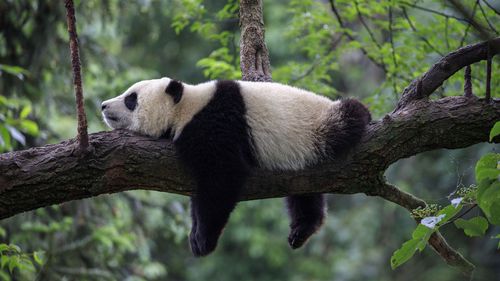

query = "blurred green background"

[{"left": 0, "top": 0, "right": 499, "bottom": 280}]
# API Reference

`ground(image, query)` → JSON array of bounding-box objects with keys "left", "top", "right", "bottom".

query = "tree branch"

[
  {"left": 0, "top": 96, "right": 497, "bottom": 220},
  {"left": 369, "top": 182, "right": 475, "bottom": 276},
  {"left": 64, "top": 0, "right": 89, "bottom": 151},
  {"left": 395, "top": 37, "right": 499, "bottom": 110}
]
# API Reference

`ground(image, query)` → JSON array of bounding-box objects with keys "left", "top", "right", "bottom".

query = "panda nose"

[{"left": 101, "top": 103, "right": 108, "bottom": 111}]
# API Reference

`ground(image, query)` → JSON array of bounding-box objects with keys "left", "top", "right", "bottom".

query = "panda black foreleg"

[
  {"left": 285, "top": 194, "right": 326, "bottom": 249},
  {"left": 189, "top": 170, "right": 248, "bottom": 257}
]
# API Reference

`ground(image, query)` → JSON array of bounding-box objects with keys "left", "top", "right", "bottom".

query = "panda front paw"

[{"left": 189, "top": 229, "right": 218, "bottom": 257}]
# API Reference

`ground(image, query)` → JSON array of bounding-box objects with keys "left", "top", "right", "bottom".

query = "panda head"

[{"left": 101, "top": 77, "right": 183, "bottom": 137}]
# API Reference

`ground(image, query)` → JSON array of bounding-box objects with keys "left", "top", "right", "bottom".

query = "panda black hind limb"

[{"left": 101, "top": 78, "right": 371, "bottom": 257}]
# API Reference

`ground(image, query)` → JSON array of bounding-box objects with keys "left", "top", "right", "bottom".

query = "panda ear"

[{"left": 165, "top": 80, "right": 183, "bottom": 104}]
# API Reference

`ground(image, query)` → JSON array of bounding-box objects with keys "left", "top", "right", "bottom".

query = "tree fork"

[{"left": 395, "top": 37, "right": 499, "bottom": 110}]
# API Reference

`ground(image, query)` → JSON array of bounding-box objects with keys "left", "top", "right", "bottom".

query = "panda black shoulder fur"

[{"left": 101, "top": 77, "right": 371, "bottom": 256}]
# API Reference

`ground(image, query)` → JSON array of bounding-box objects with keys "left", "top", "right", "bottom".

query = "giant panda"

[{"left": 101, "top": 77, "right": 371, "bottom": 257}]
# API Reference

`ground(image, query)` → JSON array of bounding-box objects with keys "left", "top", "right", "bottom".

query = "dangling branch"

[
  {"left": 65, "top": 0, "right": 89, "bottom": 151},
  {"left": 464, "top": 65, "right": 473, "bottom": 98},
  {"left": 486, "top": 41, "right": 492, "bottom": 102}
]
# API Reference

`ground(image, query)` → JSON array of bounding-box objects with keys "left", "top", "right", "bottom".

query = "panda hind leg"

[{"left": 285, "top": 194, "right": 326, "bottom": 249}]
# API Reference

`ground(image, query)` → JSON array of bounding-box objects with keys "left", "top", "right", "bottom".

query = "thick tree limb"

[
  {"left": 0, "top": 96, "right": 498, "bottom": 220},
  {"left": 395, "top": 37, "right": 499, "bottom": 110}
]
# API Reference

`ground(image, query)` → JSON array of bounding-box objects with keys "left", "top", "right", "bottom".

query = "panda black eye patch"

[{"left": 124, "top": 92, "right": 137, "bottom": 111}]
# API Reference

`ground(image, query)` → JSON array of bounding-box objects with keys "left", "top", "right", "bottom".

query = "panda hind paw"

[
  {"left": 288, "top": 221, "right": 322, "bottom": 249},
  {"left": 189, "top": 229, "right": 218, "bottom": 257}
]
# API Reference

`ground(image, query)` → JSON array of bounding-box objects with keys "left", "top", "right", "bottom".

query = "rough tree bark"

[
  {"left": 0, "top": 1, "right": 499, "bottom": 277},
  {"left": 65, "top": 0, "right": 88, "bottom": 151},
  {"left": 239, "top": 0, "right": 272, "bottom": 82}
]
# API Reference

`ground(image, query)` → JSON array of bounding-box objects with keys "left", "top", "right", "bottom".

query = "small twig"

[
  {"left": 458, "top": 0, "right": 479, "bottom": 47},
  {"left": 64, "top": 0, "right": 89, "bottom": 151},
  {"left": 355, "top": 1, "right": 382, "bottom": 49},
  {"left": 388, "top": 5, "right": 399, "bottom": 98},
  {"left": 290, "top": 36, "right": 341, "bottom": 83},
  {"left": 486, "top": 41, "right": 492, "bottom": 101},
  {"left": 478, "top": 1, "right": 499, "bottom": 35},
  {"left": 482, "top": 0, "right": 500, "bottom": 16},
  {"left": 441, "top": 204, "right": 478, "bottom": 227},
  {"left": 402, "top": 7, "right": 444, "bottom": 56},
  {"left": 400, "top": 1, "right": 469, "bottom": 23},
  {"left": 464, "top": 65, "right": 473, "bottom": 97},
  {"left": 445, "top": 17, "right": 451, "bottom": 50},
  {"left": 54, "top": 235, "right": 94, "bottom": 254},
  {"left": 53, "top": 267, "right": 113, "bottom": 279},
  {"left": 447, "top": 0, "right": 492, "bottom": 42},
  {"left": 329, "top": 0, "right": 345, "bottom": 27},
  {"left": 328, "top": 0, "right": 387, "bottom": 72}
]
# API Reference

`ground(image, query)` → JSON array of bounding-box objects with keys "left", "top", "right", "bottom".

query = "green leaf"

[
  {"left": 477, "top": 181, "right": 500, "bottom": 220},
  {"left": 0, "top": 245, "right": 8, "bottom": 253},
  {"left": 437, "top": 204, "right": 463, "bottom": 224},
  {"left": 0, "top": 125, "right": 11, "bottom": 150},
  {"left": 391, "top": 239, "right": 420, "bottom": 269},
  {"left": 20, "top": 120, "right": 38, "bottom": 136},
  {"left": 8, "top": 255, "right": 19, "bottom": 273},
  {"left": 454, "top": 216, "right": 489, "bottom": 237},
  {"left": 490, "top": 121, "right": 500, "bottom": 142},
  {"left": 0, "top": 64, "right": 29, "bottom": 77},
  {"left": 20, "top": 105, "right": 31, "bottom": 119},
  {"left": 9, "top": 245, "right": 20, "bottom": 253},
  {"left": 477, "top": 168, "right": 500, "bottom": 181},
  {"left": 413, "top": 224, "right": 433, "bottom": 251},
  {"left": 488, "top": 202, "right": 500, "bottom": 225},
  {"left": 5, "top": 125, "right": 25, "bottom": 146},
  {"left": 0, "top": 255, "right": 8, "bottom": 269},
  {"left": 391, "top": 224, "right": 434, "bottom": 269},
  {"left": 33, "top": 251, "right": 44, "bottom": 265},
  {"left": 411, "top": 224, "right": 430, "bottom": 240},
  {"left": 475, "top": 153, "right": 500, "bottom": 182}
]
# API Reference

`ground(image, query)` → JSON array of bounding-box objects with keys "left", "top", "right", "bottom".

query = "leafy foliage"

[
  {"left": 392, "top": 123, "right": 500, "bottom": 269},
  {"left": 0, "top": 95, "right": 39, "bottom": 152},
  {"left": 0, "top": 240, "right": 43, "bottom": 280}
]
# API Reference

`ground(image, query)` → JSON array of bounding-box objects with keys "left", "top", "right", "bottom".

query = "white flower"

[
  {"left": 421, "top": 214, "right": 446, "bottom": 229},
  {"left": 451, "top": 197, "right": 463, "bottom": 208}
]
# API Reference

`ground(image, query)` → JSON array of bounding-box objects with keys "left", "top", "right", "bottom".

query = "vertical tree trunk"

[{"left": 239, "top": 0, "right": 272, "bottom": 82}]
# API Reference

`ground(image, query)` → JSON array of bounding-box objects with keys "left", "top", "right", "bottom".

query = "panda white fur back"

[
  {"left": 239, "top": 81, "right": 339, "bottom": 170},
  {"left": 101, "top": 77, "right": 371, "bottom": 257}
]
